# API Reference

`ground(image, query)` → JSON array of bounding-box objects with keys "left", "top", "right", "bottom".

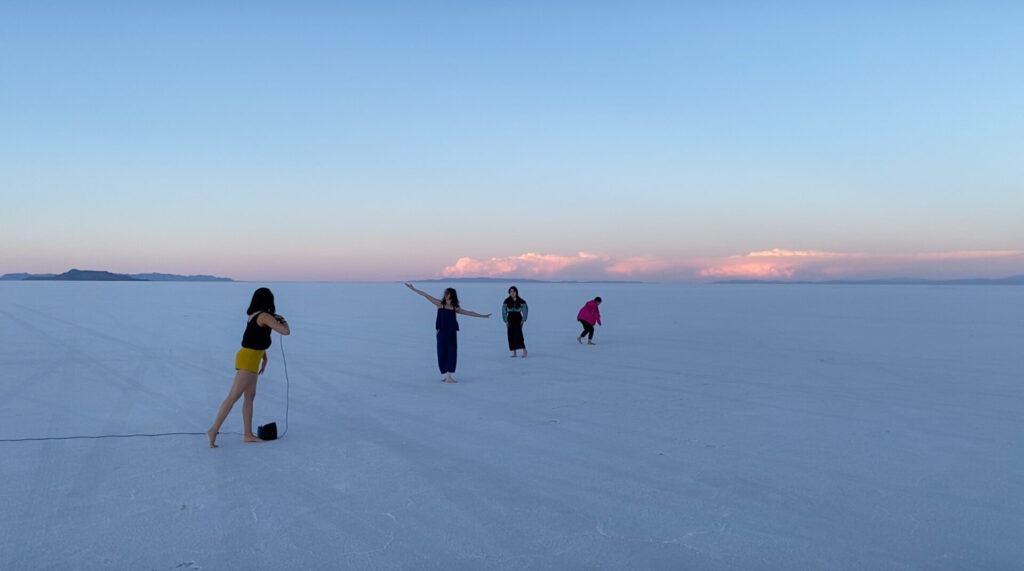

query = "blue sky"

[{"left": 2, "top": 1, "right": 1022, "bottom": 281}]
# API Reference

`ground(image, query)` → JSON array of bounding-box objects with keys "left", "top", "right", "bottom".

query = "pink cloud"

[
  {"left": 443, "top": 252, "right": 607, "bottom": 278},
  {"left": 746, "top": 249, "right": 840, "bottom": 258},
  {"left": 699, "top": 249, "right": 1024, "bottom": 281},
  {"left": 699, "top": 263, "right": 797, "bottom": 279},
  {"left": 699, "top": 249, "right": 843, "bottom": 279},
  {"left": 438, "top": 249, "right": 1024, "bottom": 282}
]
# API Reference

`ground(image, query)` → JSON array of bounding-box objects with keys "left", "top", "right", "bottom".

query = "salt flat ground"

[{"left": 0, "top": 281, "right": 1021, "bottom": 570}]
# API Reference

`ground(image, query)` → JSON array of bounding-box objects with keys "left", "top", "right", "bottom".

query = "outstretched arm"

[
  {"left": 405, "top": 283, "right": 442, "bottom": 307},
  {"left": 457, "top": 308, "right": 491, "bottom": 318}
]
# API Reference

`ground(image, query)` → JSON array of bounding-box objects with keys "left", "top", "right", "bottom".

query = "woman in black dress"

[{"left": 502, "top": 286, "right": 529, "bottom": 357}]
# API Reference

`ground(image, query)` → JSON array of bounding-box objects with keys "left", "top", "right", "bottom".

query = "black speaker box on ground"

[{"left": 258, "top": 422, "right": 277, "bottom": 441}]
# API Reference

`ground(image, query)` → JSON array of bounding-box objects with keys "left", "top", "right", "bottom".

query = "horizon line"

[{"left": 5, "top": 272, "right": 1024, "bottom": 286}]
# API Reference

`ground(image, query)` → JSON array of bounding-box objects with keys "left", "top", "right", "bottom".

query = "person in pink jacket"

[{"left": 576, "top": 296, "right": 602, "bottom": 345}]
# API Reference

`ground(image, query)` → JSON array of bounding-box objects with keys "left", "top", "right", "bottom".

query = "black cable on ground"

[
  {"left": 0, "top": 334, "right": 290, "bottom": 444},
  {"left": 0, "top": 432, "right": 206, "bottom": 442}
]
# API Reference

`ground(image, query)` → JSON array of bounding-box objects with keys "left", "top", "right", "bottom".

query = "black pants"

[
  {"left": 507, "top": 312, "right": 525, "bottom": 350},
  {"left": 578, "top": 319, "right": 595, "bottom": 340},
  {"left": 436, "top": 330, "right": 457, "bottom": 373}
]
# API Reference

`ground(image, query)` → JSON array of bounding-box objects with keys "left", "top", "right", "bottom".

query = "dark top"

[
  {"left": 241, "top": 311, "right": 273, "bottom": 350},
  {"left": 435, "top": 307, "right": 460, "bottom": 333},
  {"left": 502, "top": 297, "right": 528, "bottom": 323}
]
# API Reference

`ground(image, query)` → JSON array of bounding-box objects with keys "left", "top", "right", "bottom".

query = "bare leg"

[
  {"left": 242, "top": 377, "right": 263, "bottom": 443},
  {"left": 208, "top": 370, "right": 257, "bottom": 448},
  {"left": 443, "top": 372, "right": 457, "bottom": 383}
]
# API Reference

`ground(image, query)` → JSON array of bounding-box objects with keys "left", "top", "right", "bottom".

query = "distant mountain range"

[
  {"left": 715, "top": 275, "right": 1024, "bottom": 286},
  {"left": 1, "top": 269, "right": 233, "bottom": 282},
  {"left": 5, "top": 271, "right": 1020, "bottom": 285}
]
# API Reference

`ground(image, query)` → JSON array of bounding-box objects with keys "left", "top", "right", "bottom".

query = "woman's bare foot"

[
  {"left": 576, "top": 336, "right": 582, "bottom": 344},
  {"left": 243, "top": 434, "right": 265, "bottom": 443},
  {"left": 522, "top": 349, "right": 528, "bottom": 358},
  {"left": 510, "top": 352, "right": 517, "bottom": 358},
  {"left": 206, "top": 428, "right": 219, "bottom": 448},
  {"left": 587, "top": 341, "right": 596, "bottom": 345},
  {"left": 443, "top": 373, "right": 457, "bottom": 383}
]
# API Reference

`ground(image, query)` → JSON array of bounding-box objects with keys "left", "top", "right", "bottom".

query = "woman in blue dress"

[{"left": 405, "top": 283, "right": 491, "bottom": 383}]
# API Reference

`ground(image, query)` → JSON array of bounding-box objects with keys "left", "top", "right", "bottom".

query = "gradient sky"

[{"left": 2, "top": 2, "right": 1022, "bottom": 282}]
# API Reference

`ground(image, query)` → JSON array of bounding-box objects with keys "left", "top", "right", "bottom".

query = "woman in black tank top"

[
  {"left": 241, "top": 311, "right": 274, "bottom": 350},
  {"left": 207, "top": 288, "right": 291, "bottom": 448}
]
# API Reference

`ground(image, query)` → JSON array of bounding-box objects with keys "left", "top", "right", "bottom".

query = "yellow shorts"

[{"left": 235, "top": 348, "right": 266, "bottom": 374}]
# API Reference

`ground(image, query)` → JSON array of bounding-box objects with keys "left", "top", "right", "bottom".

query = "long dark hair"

[
  {"left": 505, "top": 286, "right": 524, "bottom": 307},
  {"left": 247, "top": 287, "right": 276, "bottom": 315},
  {"left": 443, "top": 287, "right": 460, "bottom": 309}
]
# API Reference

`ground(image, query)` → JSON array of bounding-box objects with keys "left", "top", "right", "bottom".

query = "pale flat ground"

[{"left": 1, "top": 281, "right": 1021, "bottom": 570}]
